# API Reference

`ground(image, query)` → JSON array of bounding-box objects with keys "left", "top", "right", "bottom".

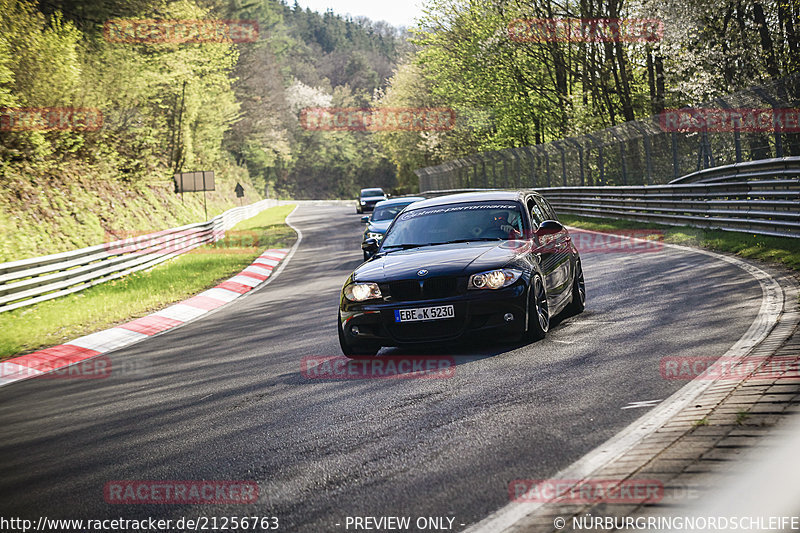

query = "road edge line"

[{"left": 464, "top": 228, "right": 787, "bottom": 533}]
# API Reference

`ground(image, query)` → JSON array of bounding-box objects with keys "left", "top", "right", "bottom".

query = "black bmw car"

[
  {"left": 338, "top": 191, "right": 585, "bottom": 356},
  {"left": 356, "top": 187, "right": 388, "bottom": 214}
]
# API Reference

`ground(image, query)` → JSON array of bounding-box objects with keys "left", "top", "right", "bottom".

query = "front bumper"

[
  {"left": 340, "top": 283, "right": 528, "bottom": 346},
  {"left": 360, "top": 199, "right": 385, "bottom": 211}
]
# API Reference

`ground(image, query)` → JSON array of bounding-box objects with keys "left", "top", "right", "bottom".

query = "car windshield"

[
  {"left": 382, "top": 201, "right": 524, "bottom": 248},
  {"left": 372, "top": 203, "right": 413, "bottom": 221},
  {"left": 361, "top": 188, "right": 384, "bottom": 197}
]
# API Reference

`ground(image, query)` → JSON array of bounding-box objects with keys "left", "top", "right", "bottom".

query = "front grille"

[{"left": 388, "top": 277, "right": 459, "bottom": 302}]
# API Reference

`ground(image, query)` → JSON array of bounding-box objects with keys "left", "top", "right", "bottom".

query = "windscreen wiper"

[
  {"left": 381, "top": 243, "right": 431, "bottom": 251},
  {"left": 428, "top": 237, "right": 503, "bottom": 245}
]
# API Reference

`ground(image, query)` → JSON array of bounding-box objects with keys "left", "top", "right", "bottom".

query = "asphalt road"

[{"left": 0, "top": 204, "right": 763, "bottom": 532}]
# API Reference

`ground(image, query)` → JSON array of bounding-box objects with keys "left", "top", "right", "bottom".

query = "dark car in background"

[
  {"left": 356, "top": 188, "right": 388, "bottom": 214},
  {"left": 338, "top": 191, "right": 586, "bottom": 356},
  {"left": 361, "top": 196, "right": 426, "bottom": 260}
]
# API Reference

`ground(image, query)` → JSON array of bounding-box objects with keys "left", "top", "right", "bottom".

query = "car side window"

[
  {"left": 534, "top": 196, "right": 557, "bottom": 221},
  {"left": 528, "top": 198, "right": 545, "bottom": 228},
  {"left": 542, "top": 198, "right": 560, "bottom": 221}
]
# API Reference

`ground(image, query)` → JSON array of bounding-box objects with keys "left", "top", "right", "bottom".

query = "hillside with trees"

[
  {"left": 2, "top": 0, "right": 798, "bottom": 260},
  {"left": 0, "top": 0, "right": 408, "bottom": 260},
  {"left": 375, "top": 0, "right": 800, "bottom": 188}
]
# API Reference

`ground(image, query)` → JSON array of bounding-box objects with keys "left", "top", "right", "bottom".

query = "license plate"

[{"left": 394, "top": 305, "right": 455, "bottom": 323}]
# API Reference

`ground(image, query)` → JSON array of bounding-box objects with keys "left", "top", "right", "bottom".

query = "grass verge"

[
  {"left": 0, "top": 204, "right": 297, "bottom": 361},
  {"left": 560, "top": 214, "right": 800, "bottom": 272}
]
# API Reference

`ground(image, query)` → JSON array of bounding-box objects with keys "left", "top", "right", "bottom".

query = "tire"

[
  {"left": 526, "top": 274, "right": 549, "bottom": 341},
  {"left": 565, "top": 260, "right": 586, "bottom": 316},
  {"left": 338, "top": 313, "right": 380, "bottom": 357}
]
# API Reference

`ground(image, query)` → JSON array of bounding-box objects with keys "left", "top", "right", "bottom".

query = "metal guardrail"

[
  {"left": 541, "top": 179, "right": 800, "bottom": 238},
  {"left": 0, "top": 199, "right": 278, "bottom": 313},
  {"left": 418, "top": 158, "right": 800, "bottom": 239},
  {"left": 669, "top": 156, "right": 800, "bottom": 184},
  {"left": 415, "top": 73, "right": 800, "bottom": 190}
]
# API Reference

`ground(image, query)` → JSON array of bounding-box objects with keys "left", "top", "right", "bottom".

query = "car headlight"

[
  {"left": 360, "top": 200, "right": 366, "bottom": 204},
  {"left": 344, "top": 282, "right": 382, "bottom": 302},
  {"left": 367, "top": 232, "right": 383, "bottom": 240},
  {"left": 468, "top": 269, "right": 522, "bottom": 290}
]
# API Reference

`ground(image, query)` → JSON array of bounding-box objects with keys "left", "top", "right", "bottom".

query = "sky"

[{"left": 291, "top": 0, "right": 425, "bottom": 28}]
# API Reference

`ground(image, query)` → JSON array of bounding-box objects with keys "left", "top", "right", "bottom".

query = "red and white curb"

[{"left": 0, "top": 248, "right": 290, "bottom": 388}]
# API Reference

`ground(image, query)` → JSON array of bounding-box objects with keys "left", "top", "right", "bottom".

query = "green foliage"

[
  {"left": 0, "top": 0, "right": 410, "bottom": 263},
  {"left": 374, "top": 62, "right": 448, "bottom": 192},
  {"left": 0, "top": 0, "right": 244, "bottom": 182},
  {"left": 0, "top": 1, "right": 82, "bottom": 106},
  {"left": 377, "top": 0, "right": 800, "bottom": 184},
  {"left": 224, "top": 1, "right": 407, "bottom": 198}
]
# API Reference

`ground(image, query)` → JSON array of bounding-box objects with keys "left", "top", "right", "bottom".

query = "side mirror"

[
  {"left": 535, "top": 220, "right": 564, "bottom": 236},
  {"left": 360, "top": 216, "right": 370, "bottom": 223},
  {"left": 361, "top": 238, "right": 380, "bottom": 254}
]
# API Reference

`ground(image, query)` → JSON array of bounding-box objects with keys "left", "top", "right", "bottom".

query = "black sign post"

[
  {"left": 202, "top": 172, "right": 208, "bottom": 221},
  {"left": 174, "top": 171, "right": 216, "bottom": 220}
]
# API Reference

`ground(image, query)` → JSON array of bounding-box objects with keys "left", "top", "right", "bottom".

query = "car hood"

[
  {"left": 361, "top": 196, "right": 386, "bottom": 202},
  {"left": 366, "top": 220, "right": 392, "bottom": 233},
  {"left": 355, "top": 241, "right": 528, "bottom": 282}
]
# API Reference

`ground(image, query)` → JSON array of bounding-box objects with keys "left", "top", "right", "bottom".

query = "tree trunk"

[{"left": 753, "top": 1, "right": 780, "bottom": 78}]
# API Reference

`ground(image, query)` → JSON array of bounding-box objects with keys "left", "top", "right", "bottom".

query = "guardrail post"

[
  {"left": 671, "top": 131, "right": 679, "bottom": 179},
  {"left": 753, "top": 87, "right": 784, "bottom": 158},
  {"left": 553, "top": 141, "right": 567, "bottom": 186},
  {"left": 607, "top": 130, "right": 628, "bottom": 184},
  {"left": 543, "top": 148, "right": 552, "bottom": 188},
  {"left": 567, "top": 139, "right": 585, "bottom": 186},
  {"left": 718, "top": 96, "right": 743, "bottom": 164},
  {"left": 733, "top": 126, "right": 743, "bottom": 163},
  {"left": 587, "top": 134, "right": 604, "bottom": 186},
  {"left": 697, "top": 129, "right": 715, "bottom": 170},
  {"left": 523, "top": 147, "right": 537, "bottom": 187},
  {"left": 631, "top": 122, "right": 653, "bottom": 185}
]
